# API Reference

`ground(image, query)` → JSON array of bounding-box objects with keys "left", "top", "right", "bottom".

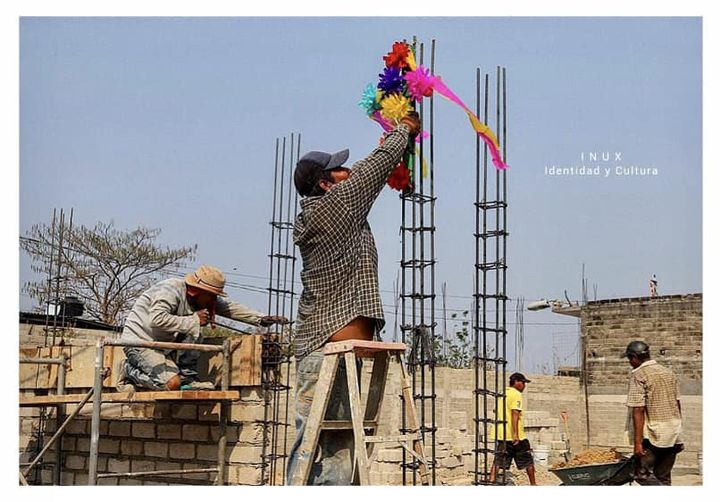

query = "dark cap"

[
  {"left": 294, "top": 149, "right": 350, "bottom": 197},
  {"left": 509, "top": 372, "right": 531, "bottom": 384},
  {"left": 621, "top": 340, "right": 650, "bottom": 358}
]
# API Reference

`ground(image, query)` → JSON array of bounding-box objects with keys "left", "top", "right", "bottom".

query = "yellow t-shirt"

[{"left": 491, "top": 386, "right": 526, "bottom": 441}]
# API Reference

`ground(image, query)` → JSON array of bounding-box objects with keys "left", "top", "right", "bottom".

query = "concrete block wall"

[
  {"left": 582, "top": 294, "right": 702, "bottom": 394},
  {"left": 19, "top": 388, "right": 267, "bottom": 486},
  {"left": 20, "top": 354, "right": 702, "bottom": 485}
]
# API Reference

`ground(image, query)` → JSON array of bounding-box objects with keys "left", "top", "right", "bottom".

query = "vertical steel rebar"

[{"left": 87, "top": 339, "right": 104, "bottom": 485}]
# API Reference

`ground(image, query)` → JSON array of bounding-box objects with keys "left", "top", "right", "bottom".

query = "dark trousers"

[{"left": 634, "top": 438, "right": 679, "bottom": 486}]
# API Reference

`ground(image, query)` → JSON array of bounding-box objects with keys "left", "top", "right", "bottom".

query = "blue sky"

[{"left": 17, "top": 17, "right": 702, "bottom": 373}]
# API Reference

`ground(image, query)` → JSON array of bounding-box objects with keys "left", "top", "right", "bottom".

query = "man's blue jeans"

[{"left": 286, "top": 347, "right": 359, "bottom": 485}]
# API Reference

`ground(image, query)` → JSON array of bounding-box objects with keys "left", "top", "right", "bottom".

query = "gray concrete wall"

[{"left": 582, "top": 294, "right": 702, "bottom": 394}]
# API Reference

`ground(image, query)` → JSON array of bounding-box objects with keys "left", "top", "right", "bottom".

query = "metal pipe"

[
  {"left": 87, "top": 339, "right": 104, "bottom": 485},
  {"left": 54, "top": 354, "right": 67, "bottom": 485},
  {"left": 97, "top": 468, "right": 218, "bottom": 479},
  {"left": 19, "top": 357, "right": 65, "bottom": 365},
  {"left": 21, "top": 387, "right": 95, "bottom": 478},
  {"left": 104, "top": 339, "right": 222, "bottom": 353},
  {"left": 216, "top": 339, "right": 231, "bottom": 486}
]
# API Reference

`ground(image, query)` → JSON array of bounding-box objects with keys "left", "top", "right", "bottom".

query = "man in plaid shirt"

[
  {"left": 623, "top": 340, "right": 684, "bottom": 485},
  {"left": 286, "top": 112, "right": 421, "bottom": 484}
]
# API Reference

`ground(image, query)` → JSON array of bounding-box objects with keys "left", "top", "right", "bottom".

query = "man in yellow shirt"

[{"left": 489, "top": 372, "right": 537, "bottom": 485}]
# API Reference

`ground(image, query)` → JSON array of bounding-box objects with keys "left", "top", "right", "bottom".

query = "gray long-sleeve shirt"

[{"left": 121, "top": 278, "right": 264, "bottom": 343}]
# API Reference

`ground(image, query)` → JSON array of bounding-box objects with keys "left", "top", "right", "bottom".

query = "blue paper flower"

[{"left": 358, "top": 83, "right": 381, "bottom": 115}]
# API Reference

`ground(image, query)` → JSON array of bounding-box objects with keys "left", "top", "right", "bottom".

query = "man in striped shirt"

[{"left": 286, "top": 112, "right": 421, "bottom": 484}]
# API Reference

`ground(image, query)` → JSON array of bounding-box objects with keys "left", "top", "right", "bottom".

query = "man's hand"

[
  {"left": 633, "top": 442, "right": 646, "bottom": 458},
  {"left": 259, "top": 315, "right": 289, "bottom": 327},
  {"left": 400, "top": 111, "right": 421, "bottom": 137},
  {"left": 195, "top": 309, "right": 212, "bottom": 326},
  {"left": 512, "top": 437, "right": 520, "bottom": 446}
]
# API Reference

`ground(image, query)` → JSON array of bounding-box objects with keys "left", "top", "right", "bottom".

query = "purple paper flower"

[{"left": 378, "top": 66, "right": 404, "bottom": 95}]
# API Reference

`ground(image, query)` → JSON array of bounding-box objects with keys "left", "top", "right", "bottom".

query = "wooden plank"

[
  {"left": 19, "top": 347, "right": 40, "bottom": 389},
  {"left": 19, "top": 390, "right": 241, "bottom": 406},
  {"left": 64, "top": 345, "right": 97, "bottom": 388},
  {"left": 344, "top": 351, "right": 370, "bottom": 485},
  {"left": 323, "top": 340, "right": 407, "bottom": 355},
  {"left": 289, "top": 353, "right": 340, "bottom": 485},
  {"left": 236, "top": 335, "right": 262, "bottom": 386},
  {"left": 320, "top": 420, "right": 378, "bottom": 430}
]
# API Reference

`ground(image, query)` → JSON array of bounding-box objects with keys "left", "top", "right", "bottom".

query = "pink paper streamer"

[{"left": 431, "top": 79, "right": 508, "bottom": 170}]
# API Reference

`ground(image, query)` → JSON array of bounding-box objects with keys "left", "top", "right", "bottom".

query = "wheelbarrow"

[{"left": 549, "top": 455, "right": 635, "bottom": 485}]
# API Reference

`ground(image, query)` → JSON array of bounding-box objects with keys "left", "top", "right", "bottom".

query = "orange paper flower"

[{"left": 383, "top": 41, "right": 411, "bottom": 69}]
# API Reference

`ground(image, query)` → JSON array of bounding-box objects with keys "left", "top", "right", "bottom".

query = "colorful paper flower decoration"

[
  {"left": 383, "top": 42, "right": 411, "bottom": 69},
  {"left": 360, "top": 39, "right": 508, "bottom": 179},
  {"left": 405, "top": 65, "right": 436, "bottom": 101},
  {"left": 377, "top": 66, "right": 405, "bottom": 95},
  {"left": 380, "top": 93, "right": 412, "bottom": 122},
  {"left": 359, "top": 83, "right": 382, "bottom": 116},
  {"left": 387, "top": 161, "right": 412, "bottom": 191}
]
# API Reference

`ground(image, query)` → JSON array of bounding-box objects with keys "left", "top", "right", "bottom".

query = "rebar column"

[
  {"left": 399, "top": 38, "right": 437, "bottom": 485},
  {"left": 262, "top": 132, "right": 300, "bottom": 485},
  {"left": 472, "top": 66, "right": 509, "bottom": 485}
]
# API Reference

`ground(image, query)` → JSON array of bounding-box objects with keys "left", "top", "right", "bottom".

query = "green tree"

[{"left": 21, "top": 220, "right": 196, "bottom": 325}]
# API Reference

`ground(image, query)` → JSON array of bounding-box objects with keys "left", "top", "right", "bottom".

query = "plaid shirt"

[
  {"left": 626, "top": 360, "right": 683, "bottom": 447},
  {"left": 292, "top": 124, "right": 411, "bottom": 359}
]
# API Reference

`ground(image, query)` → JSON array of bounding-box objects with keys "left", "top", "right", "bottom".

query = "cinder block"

[
  {"left": 375, "top": 448, "right": 403, "bottom": 463},
  {"left": 98, "top": 438, "right": 120, "bottom": 454},
  {"left": 210, "top": 424, "right": 240, "bottom": 443},
  {"left": 61, "top": 471, "right": 74, "bottom": 485},
  {"left": 227, "top": 445, "right": 264, "bottom": 464},
  {"left": 182, "top": 424, "right": 210, "bottom": 442},
  {"left": 236, "top": 423, "right": 265, "bottom": 443},
  {"left": 131, "top": 459, "right": 156, "bottom": 473},
  {"left": 61, "top": 436, "right": 76, "bottom": 450},
  {"left": 131, "top": 422, "right": 155, "bottom": 438},
  {"left": 181, "top": 462, "right": 213, "bottom": 481},
  {"left": 121, "top": 439, "right": 143, "bottom": 456},
  {"left": 229, "top": 464, "right": 263, "bottom": 485},
  {"left": 65, "top": 454, "right": 86, "bottom": 470},
  {"left": 230, "top": 402, "right": 264, "bottom": 422},
  {"left": 76, "top": 437, "right": 90, "bottom": 452},
  {"left": 108, "top": 458, "right": 131, "bottom": 473},
  {"left": 196, "top": 444, "right": 218, "bottom": 461},
  {"left": 100, "top": 404, "right": 124, "bottom": 419},
  {"left": 98, "top": 477, "right": 118, "bottom": 486},
  {"left": 157, "top": 424, "right": 182, "bottom": 440},
  {"left": 65, "top": 419, "right": 88, "bottom": 435},
  {"left": 144, "top": 441, "right": 169, "bottom": 458},
  {"left": 169, "top": 443, "right": 195, "bottom": 459},
  {"left": 108, "top": 421, "right": 132, "bottom": 437},
  {"left": 171, "top": 404, "right": 197, "bottom": 420}
]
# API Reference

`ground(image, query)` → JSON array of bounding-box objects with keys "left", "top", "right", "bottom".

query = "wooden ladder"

[{"left": 289, "top": 339, "right": 429, "bottom": 485}]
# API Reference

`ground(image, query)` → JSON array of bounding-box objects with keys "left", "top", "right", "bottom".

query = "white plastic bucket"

[{"left": 533, "top": 445, "right": 550, "bottom": 466}]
